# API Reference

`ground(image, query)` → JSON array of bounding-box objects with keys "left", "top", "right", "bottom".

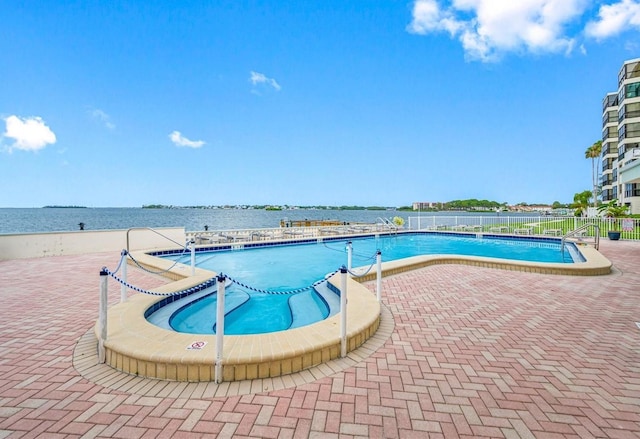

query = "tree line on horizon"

[{"left": 142, "top": 199, "right": 572, "bottom": 212}]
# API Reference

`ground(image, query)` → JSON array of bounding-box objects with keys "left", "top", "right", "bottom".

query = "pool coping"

[{"left": 96, "top": 232, "right": 611, "bottom": 382}]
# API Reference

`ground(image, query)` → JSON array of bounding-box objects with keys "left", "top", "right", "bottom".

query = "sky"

[{"left": 1, "top": 0, "right": 640, "bottom": 208}]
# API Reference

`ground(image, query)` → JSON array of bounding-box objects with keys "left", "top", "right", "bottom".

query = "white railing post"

[
  {"left": 346, "top": 241, "right": 353, "bottom": 272},
  {"left": 190, "top": 239, "right": 196, "bottom": 276},
  {"left": 98, "top": 269, "right": 109, "bottom": 363},
  {"left": 340, "top": 266, "right": 348, "bottom": 357},
  {"left": 215, "top": 274, "right": 226, "bottom": 383},
  {"left": 376, "top": 251, "right": 382, "bottom": 302},
  {"left": 120, "top": 250, "right": 128, "bottom": 303}
]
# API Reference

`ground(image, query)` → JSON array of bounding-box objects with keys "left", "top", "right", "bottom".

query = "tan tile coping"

[
  {"left": 94, "top": 238, "right": 611, "bottom": 383},
  {"left": 351, "top": 244, "right": 611, "bottom": 280},
  {"left": 75, "top": 305, "right": 395, "bottom": 397}
]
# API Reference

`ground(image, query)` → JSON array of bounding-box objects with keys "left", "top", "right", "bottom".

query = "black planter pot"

[{"left": 608, "top": 231, "right": 621, "bottom": 240}]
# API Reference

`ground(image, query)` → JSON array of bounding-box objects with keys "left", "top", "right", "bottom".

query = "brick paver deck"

[{"left": 1, "top": 241, "right": 639, "bottom": 438}]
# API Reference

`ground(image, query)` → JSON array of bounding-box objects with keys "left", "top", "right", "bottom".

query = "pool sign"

[{"left": 187, "top": 341, "right": 207, "bottom": 350}]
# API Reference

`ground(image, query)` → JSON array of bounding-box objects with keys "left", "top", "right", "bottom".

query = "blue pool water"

[{"left": 149, "top": 233, "right": 579, "bottom": 335}]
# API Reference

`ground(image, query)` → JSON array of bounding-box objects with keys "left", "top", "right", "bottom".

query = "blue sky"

[{"left": 1, "top": 1, "right": 639, "bottom": 208}]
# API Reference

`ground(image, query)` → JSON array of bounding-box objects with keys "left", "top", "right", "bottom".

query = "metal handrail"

[
  {"left": 376, "top": 217, "right": 397, "bottom": 229},
  {"left": 561, "top": 223, "right": 600, "bottom": 255},
  {"left": 126, "top": 227, "right": 188, "bottom": 253}
]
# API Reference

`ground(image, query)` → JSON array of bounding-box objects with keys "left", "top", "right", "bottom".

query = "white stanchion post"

[
  {"left": 346, "top": 241, "right": 352, "bottom": 272},
  {"left": 98, "top": 269, "right": 109, "bottom": 363},
  {"left": 215, "top": 274, "right": 226, "bottom": 383},
  {"left": 120, "top": 250, "right": 128, "bottom": 303},
  {"left": 190, "top": 240, "right": 196, "bottom": 276},
  {"left": 340, "top": 266, "right": 348, "bottom": 358},
  {"left": 376, "top": 250, "right": 382, "bottom": 302}
]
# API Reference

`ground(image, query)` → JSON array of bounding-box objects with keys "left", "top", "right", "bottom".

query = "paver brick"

[{"left": 0, "top": 242, "right": 639, "bottom": 437}]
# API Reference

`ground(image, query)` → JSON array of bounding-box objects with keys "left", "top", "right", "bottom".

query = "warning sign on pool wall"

[{"left": 186, "top": 341, "right": 207, "bottom": 350}]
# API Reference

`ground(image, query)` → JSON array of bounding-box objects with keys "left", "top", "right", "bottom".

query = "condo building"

[{"left": 601, "top": 58, "right": 640, "bottom": 215}]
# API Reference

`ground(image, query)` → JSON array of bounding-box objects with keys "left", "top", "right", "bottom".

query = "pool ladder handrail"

[
  {"left": 376, "top": 217, "right": 398, "bottom": 232},
  {"left": 561, "top": 223, "right": 600, "bottom": 257},
  {"left": 126, "top": 227, "right": 189, "bottom": 253}
]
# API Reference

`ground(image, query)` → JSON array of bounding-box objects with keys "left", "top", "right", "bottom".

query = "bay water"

[
  {"left": 0, "top": 207, "right": 538, "bottom": 235},
  {"left": 0, "top": 207, "right": 407, "bottom": 234}
]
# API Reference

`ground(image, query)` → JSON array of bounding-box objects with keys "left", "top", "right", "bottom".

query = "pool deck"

[{"left": 1, "top": 240, "right": 639, "bottom": 437}]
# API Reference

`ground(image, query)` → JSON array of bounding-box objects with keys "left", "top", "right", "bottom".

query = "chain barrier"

[
  {"left": 102, "top": 266, "right": 217, "bottom": 297},
  {"left": 102, "top": 255, "right": 343, "bottom": 297},
  {"left": 224, "top": 268, "right": 341, "bottom": 295},
  {"left": 347, "top": 258, "right": 378, "bottom": 278},
  {"left": 322, "top": 241, "right": 377, "bottom": 261},
  {"left": 105, "top": 250, "right": 127, "bottom": 276}
]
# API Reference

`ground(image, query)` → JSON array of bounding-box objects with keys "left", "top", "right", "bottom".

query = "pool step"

[
  {"left": 312, "top": 280, "right": 340, "bottom": 317},
  {"left": 288, "top": 281, "right": 340, "bottom": 329}
]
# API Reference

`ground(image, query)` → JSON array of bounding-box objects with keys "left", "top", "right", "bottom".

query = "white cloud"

[
  {"left": 90, "top": 108, "right": 115, "bottom": 129},
  {"left": 249, "top": 71, "right": 281, "bottom": 92},
  {"left": 407, "top": 0, "right": 589, "bottom": 61},
  {"left": 169, "top": 131, "right": 205, "bottom": 148},
  {"left": 585, "top": 0, "right": 640, "bottom": 39},
  {"left": 2, "top": 115, "right": 57, "bottom": 152}
]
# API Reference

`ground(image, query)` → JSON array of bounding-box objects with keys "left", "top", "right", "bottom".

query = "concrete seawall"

[{"left": 0, "top": 227, "right": 186, "bottom": 260}]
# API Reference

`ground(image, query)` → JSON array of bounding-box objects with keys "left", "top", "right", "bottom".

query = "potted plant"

[
  {"left": 597, "top": 199, "right": 629, "bottom": 240},
  {"left": 392, "top": 216, "right": 405, "bottom": 228}
]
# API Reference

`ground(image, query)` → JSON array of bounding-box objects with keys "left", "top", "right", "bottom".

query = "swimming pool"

[{"left": 146, "top": 232, "right": 580, "bottom": 335}]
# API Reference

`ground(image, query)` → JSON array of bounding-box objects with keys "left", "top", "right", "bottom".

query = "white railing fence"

[
  {"left": 185, "top": 222, "right": 398, "bottom": 245},
  {"left": 406, "top": 216, "right": 640, "bottom": 241}
]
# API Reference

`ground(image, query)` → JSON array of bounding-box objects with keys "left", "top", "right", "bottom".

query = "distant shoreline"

[{"left": 42, "top": 205, "right": 87, "bottom": 209}]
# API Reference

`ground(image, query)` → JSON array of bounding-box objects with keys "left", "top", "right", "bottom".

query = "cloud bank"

[
  {"left": 169, "top": 131, "right": 205, "bottom": 148},
  {"left": 2, "top": 115, "right": 57, "bottom": 152},
  {"left": 407, "top": 0, "right": 640, "bottom": 61}
]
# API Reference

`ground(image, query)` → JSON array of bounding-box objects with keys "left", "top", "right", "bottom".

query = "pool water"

[
  {"left": 150, "top": 233, "right": 578, "bottom": 335},
  {"left": 167, "top": 233, "right": 575, "bottom": 290}
]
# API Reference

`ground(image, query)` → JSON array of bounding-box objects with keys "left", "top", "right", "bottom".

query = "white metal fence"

[
  {"left": 185, "top": 223, "right": 398, "bottom": 245},
  {"left": 180, "top": 216, "right": 640, "bottom": 244},
  {"left": 406, "top": 216, "right": 640, "bottom": 241}
]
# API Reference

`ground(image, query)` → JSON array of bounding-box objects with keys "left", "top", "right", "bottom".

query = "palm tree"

[
  {"left": 572, "top": 190, "right": 592, "bottom": 216},
  {"left": 585, "top": 140, "right": 602, "bottom": 209}
]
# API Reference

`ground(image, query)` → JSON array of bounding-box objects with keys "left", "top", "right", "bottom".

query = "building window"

[
  {"left": 603, "top": 126, "right": 617, "bottom": 140},
  {"left": 619, "top": 102, "right": 640, "bottom": 122},
  {"left": 617, "top": 143, "right": 640, "bottom": 160},
  {"left": 603, "top": 93, "right": 619, "bottom": 111},
  {"left": 625, "top": 183, "right": 640, "bottom": 198},
  {"left": 602, "top": 158, "right": 616, "bottom": 172},
  {"left": 618, "top": 61, "right": 640, "bottom": 87},
  {"left": 626, "top": 82, "right": 640, "bottom": 99},
  {"left": 603, "top": 110, "right": 618, "bottom": 126},
  {"left": 619, "top": 122, "right": 640, "bottom": 141}
]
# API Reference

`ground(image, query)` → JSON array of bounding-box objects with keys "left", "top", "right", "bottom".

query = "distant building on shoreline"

[{"left": 412, "top": 202, "right": 441, "bottom": 210}]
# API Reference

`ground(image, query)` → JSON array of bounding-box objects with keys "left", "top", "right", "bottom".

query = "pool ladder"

[
  {"left": 376, "top": 217, "right": 398, "bottom": 233},
  {"left": 561, "top": 223, "right": 600, "bottom": 257}
]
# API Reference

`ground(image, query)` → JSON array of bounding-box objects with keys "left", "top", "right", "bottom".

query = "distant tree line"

[{"left": 444, "top": 199, "right": 506, "bottom": 210}]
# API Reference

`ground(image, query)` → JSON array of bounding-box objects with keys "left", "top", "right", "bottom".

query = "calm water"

[
  {"left": 0, "top": 208, "right": 404, "bottom": 234},
  {"left": 0, "top": 208, "right": 531, "bottom": 234}
]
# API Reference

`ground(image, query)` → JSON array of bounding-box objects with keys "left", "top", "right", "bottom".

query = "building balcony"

[{"left": 620, "top": 157, "right": 640, "bottom": 185}]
